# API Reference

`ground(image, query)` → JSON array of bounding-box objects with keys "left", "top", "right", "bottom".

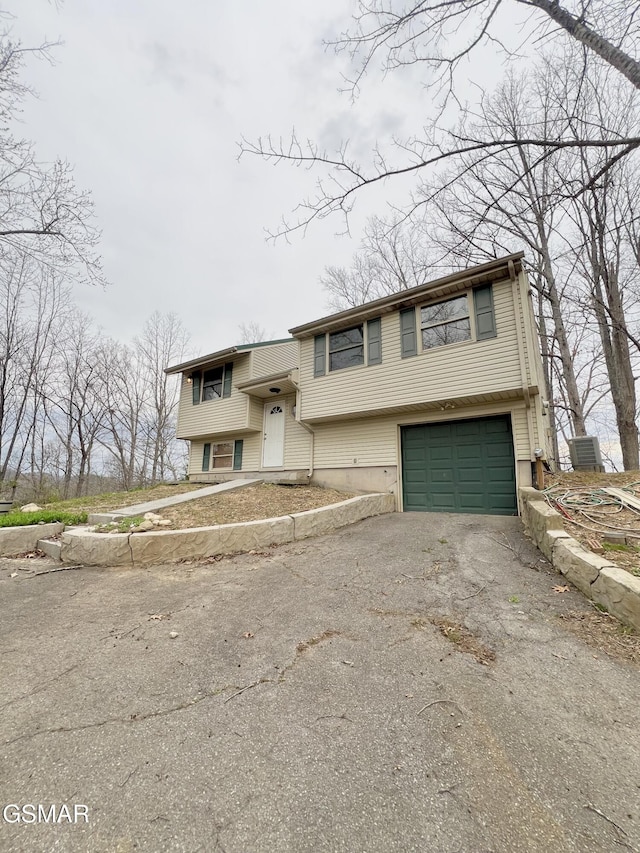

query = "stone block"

[
  {"left": 592, "top": 567, "right": 640, "bottom": 631},
  {"left": 87, "top": 513, "right": 119, "bottom": 525},
  {"left": 130, "top": 516, "right": 295, "bottom": 565},
  {"left": 0, "top": 522, "right": 63, "bottom": 556},
  {"left": 519, "top": 486, "right": 540, "bottom": 503},
  {"left": 292, "top": 493, "right": 396, "bottom": 541},
  {"left": 61, "top": 529, "right": 133, "bottom": 567},
  {"left": 539, "top": 528, "right": 572, "bottom": 562},
  {"left": 36, "top": 538, "right": 62, "bottom": 560},
  {"left": 552, "top": 537, "right": 613, "bottom": 597},
  {"left": 522, "top": 499, "right": 564, "bottom": 550}
]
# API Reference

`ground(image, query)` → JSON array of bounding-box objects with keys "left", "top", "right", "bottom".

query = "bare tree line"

[{"left": 0, "top": 259, "right": 189, "bottom": 501}]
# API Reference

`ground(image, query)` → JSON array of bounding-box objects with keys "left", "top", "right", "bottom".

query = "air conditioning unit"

[{"left": 567, "top": 436, "right": 604, "bottom": 472}]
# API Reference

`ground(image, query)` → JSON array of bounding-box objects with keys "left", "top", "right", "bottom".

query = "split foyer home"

[{"left": 166, "top": 252, "right": 550, "bottom": 515}]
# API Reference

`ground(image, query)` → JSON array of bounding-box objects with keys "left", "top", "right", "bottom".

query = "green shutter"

[
  {"left": 202, "top": 442, "right": 211, "bottom": 471},
  {"left": 223, "top": 362, "right": 233, "bottom": 397},
  {"left": 192, "top": 372, "right": 201, "bottom": 405},
  {"left": 314, "top": 334, "right": 326, "bottom": 376},
  {"left": 233, "top": 439, "right": 244, "bottom": 471},
  {"left": 400, "top": 307, "right": 417, "bottom": 358},
  {"left": 474, "top": 284, "right": 497, "bottom": 340},
  {"left": 367, "top": 318, "right": 382, "bottom": 365}
]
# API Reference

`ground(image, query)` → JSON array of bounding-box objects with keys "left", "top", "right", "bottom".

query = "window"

[
  {"left": 203, "top": 366, "right": 223, "bottom": 400},
  {"left": 420, "top": 295, "right": 471, "bottom": 350},
  {"left": 191, "top": 362, "right": 233, "bottom": 404},
  {"left": 211, "top": 442, "right": 233, "bottom": 468},
  {"left": 328, "top": 325, "right": 364, "bottom": 371},
  {"left": 202, "top": 441, "right": 234, "bottom": 470},
  {"left": 314, "top": 319, "right": 382, "bottom": 376}
]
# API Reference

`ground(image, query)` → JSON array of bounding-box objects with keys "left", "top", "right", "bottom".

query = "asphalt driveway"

[{"left": 1, "top": 512, "right": 639, "bottom": 853}]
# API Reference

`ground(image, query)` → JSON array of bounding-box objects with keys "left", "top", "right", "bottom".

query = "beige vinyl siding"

[
  {"left": 176, "top": 356, "right": 251, "bottom": 439},
  {"left": 250, "top": 340, "right": 298, "bottom": 378},
  {"left": 299, "top": 279, "right": 523, "bottom": 422},
  {"left": 188, "top": 441, "right": 208, "bottom": 476},
  {"left": 247, "top": 397, "right": 264, "bottom": 432},
  {"left": 282, "top": 395, "right": 312, "bottom": 469},
  {"left": 236, "top": 433, "right": 262, "bottom": 471},
  {"left": 311, "top": 403, "right": 532, "bottom": 470}
]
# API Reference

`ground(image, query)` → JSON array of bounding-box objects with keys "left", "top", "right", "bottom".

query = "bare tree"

[
  {"left": 334, "top": 1, "right": 640, "bottom": 94},
  {"left": 241, "top": 2, "right": 640, "bottom": 239},
  {"left": 0, "top": 27, "right": 104, "bottom": 285},
  {"left": 97, "top": 341, "right": 148, "bottom": 491},
  {"left": 322, "top": 216, "right": 436, "bottom": 310},
  {"left": 0, "top": 253, "right": 67, "bottom": 494},
  {"left": 238, "top": 322, "right": 269, "bottom": 344},
  {"left": 42, "top": 310, "right": 107, "bottom": 498},
  {"left": 135, "top": 312, "right": 189, "bottom": 484}
]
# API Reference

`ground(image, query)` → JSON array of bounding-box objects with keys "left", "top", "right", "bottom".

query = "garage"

[{"left": 401, "top": 415, "right": 517, "bottom": 515}]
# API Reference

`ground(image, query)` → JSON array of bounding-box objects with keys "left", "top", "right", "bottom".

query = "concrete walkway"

[{"left": 89, "top": 479, "right": 262, "bottom": 523}]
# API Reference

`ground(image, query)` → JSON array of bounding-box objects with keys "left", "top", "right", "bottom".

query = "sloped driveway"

[{"left": 1, "top": 512, "right": 639, "bottom": 853}]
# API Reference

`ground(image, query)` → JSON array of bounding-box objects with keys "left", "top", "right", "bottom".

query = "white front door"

[{"left": 263, "top": 400, "right": 285, "bottom": 467}]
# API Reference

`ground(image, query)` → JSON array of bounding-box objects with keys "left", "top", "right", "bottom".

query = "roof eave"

[
  {"left": 165, "top": 347, "right": 241, "bottom": 376},
  {"left": 289, "top": 253, "right": 525, "bottom": 338}
]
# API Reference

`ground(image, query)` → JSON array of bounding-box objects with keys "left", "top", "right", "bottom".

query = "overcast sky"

[{"left": 8, "top": 0, "right": 529, "bottom": 358}]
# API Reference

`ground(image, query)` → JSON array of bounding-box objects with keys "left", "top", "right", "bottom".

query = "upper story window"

[
  {"left": 329, "top": 325, "right": 364, "bottom": 371},
  {"left": 420, "top": 295, "right": 471, "bottom": 350},
  {"left": 203, "top": 366, "right": 224, "bottom": 400},
  {"left": 190, "top": 362, "right": 233, "bottom": 405},
  {"left": 400, "top": 284, "right": 496, "bottom": 359},
  {"left": 314, "top": 318, "right": 382, "bottom": 376}
]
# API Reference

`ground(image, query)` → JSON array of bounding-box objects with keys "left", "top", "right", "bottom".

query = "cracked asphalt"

[{"left": 1, "top": 512, "right": 639, "bottom": 853}]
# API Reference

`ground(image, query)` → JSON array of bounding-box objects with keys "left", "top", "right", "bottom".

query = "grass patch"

[
  {"left": 95, "top": 516, "right": 144, "bottom": 534},
  {"left": 43, "top": 482, "right": 201, "bottom": 514},
  {"left": 0, "top": 510, "right": 87, "bottom": 528},
  {"left": 602, "top": 541, "right": 639, "bottom": 553}
]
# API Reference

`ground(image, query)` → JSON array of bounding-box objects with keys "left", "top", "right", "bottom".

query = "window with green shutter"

[
  {"left": 400, "top": 307, "right": 417, "bottom": 358},
  {"left": 192, "top": 373, "right": 201, "bottom": 405},
  {"left": 191, "top": 363, "right": 233, "bottom": 403},
  {"left": 367, "top": 317, "right": 382, "bottom": 365},
  {"left": 314, "top": 334, "right": 326, "bottom": 377},
  {"left": 223, "top": 362, "right": 233, "bottom": 397},
  {"left": 233, "top": 439, "right": 244, "bottom": 470},
  {"left": 202, "top": 442, "right": 211, "bottom": 471},
  {"left": 473, "top": 284, "right": 497, "bottom": 340}
]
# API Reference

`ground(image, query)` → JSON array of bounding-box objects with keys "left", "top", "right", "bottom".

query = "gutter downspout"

[
  {"left": 510, "top": 261, "right": 536, "bottom": 474},
  {"left": 295, "top": 388, "right": 315, "bottom": 477}
]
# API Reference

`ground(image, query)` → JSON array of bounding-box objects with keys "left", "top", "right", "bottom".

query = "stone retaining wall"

[
  {"left": 60, "top": 493, "right": 396, "bottom": 567},
  {"left": 519, "top": 486, "right": 640, "bottom": 630},
  {"left": 0, "top": 522, "right": 64, "bottom": 557}
]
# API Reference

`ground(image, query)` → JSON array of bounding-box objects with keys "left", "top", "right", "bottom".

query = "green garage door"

[{"left": 401, "top": 415, "right": 517, "bottom": 515}]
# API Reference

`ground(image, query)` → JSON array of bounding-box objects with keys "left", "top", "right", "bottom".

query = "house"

[{"left": 165, "top": 252, "right": 550, "bottom": 515}]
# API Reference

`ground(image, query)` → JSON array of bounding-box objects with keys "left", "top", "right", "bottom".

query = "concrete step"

[{"left": 37, "top": 538, "right": 62, "bottom": 561}]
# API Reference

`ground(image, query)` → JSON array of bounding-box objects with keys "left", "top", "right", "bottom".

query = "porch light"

[
  {"left": 186, "top": 375, "right": 193, "bottom": 385},
  {"left": 269, "top": 387, "right": 281, "bottom": 394}
]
